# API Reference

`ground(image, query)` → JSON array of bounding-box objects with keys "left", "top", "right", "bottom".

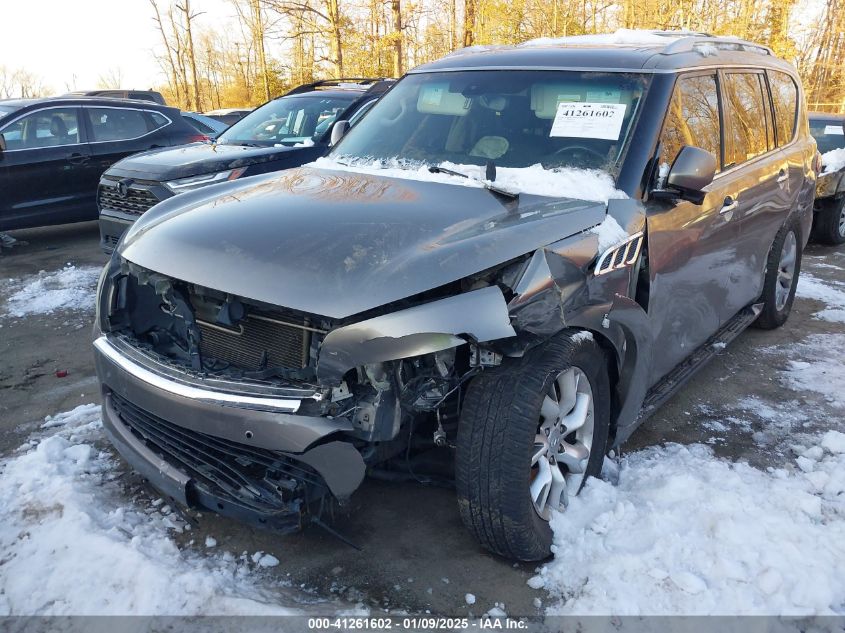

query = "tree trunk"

[
  {"left": 391, "top": 0, "right": 402, "bottom": 76},
  {"left": 463, "top": 0, "right": 475, "bottom": 47},
  {"left": 325, "top": 0, "right": 344, "bottom": 77},
  {"left": 178, "top": 0, "right": 202, "bottom": 111},
  {"left": 252, "top": 0, "right": 271, "bottom": 101}
]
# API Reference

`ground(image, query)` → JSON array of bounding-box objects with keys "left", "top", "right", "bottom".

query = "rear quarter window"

[{"left": 768, "top": 71, "right": 798, "bottom": 147}]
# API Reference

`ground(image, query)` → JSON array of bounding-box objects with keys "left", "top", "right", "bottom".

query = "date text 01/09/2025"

[{"left": 307, "top": 616, "right": 530, "bottom": 630}]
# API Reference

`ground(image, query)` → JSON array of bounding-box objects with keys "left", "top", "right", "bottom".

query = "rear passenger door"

[
  {"left": 720, "top": 70, "right": 794, "bottom": 310},
  {"left": 646, "top": 73, "right": 742, "bottom": 383},
  {"left": 83, "top": 106, "right": 173, "bottom": 188}
]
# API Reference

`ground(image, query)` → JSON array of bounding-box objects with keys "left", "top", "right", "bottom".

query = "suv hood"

[
  {"left": 120, "top": 166, "right": 608, "bottom": 319},
  {"left": 106, "top": 142, "right": 322, "bottom": 181}
]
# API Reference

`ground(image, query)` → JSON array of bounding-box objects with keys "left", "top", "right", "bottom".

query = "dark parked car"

[
  {"left": 98, "top": 78, "right": 392, "bottom": 251},
  {"left": 202, "top": 108, "right": 253, "bottom": 126},
  {"left": 94, "top": 32, "right": 815, "bottom": 561},
  {"left": 0, "top": 97, "right": 207, "bottom": 231},
  {"left": 64, "top": 90, "right": 167, "bottom": 105},
  {"left": 808, "top": 112, "right": 845, "bottom": 244}
]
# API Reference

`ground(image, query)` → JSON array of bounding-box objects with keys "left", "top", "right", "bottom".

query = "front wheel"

[
  {"left": 455, "top": 331, "right": 610, "bottom": 561},
  {"left": 754, "top": 217, "right": 802, "bottom": 330}
]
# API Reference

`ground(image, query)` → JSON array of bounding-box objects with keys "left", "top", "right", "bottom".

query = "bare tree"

[
  {"left": 97, "top": 67, "right": 124, "bottom": 89},
  {"left": 175, "top": 0, "right": 204, "bottom": 111}
]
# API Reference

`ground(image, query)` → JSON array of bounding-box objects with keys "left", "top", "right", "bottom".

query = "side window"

[
  {"left": 769, "top": 71, "right": 798, "bottom": 147},
  {"left": 659, "top": 74, "right": 722, "bottom": 174},
  {"left": 0, "top": 108, "right": 80, "bottom": 150},
  {"left": 724, "top": 73, "right": 771, "bottom": 167},
  {"left": 85, "top": 107, "right": 167, "bottom": 142}
]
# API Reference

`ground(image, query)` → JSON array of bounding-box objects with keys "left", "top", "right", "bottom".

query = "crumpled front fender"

[{"left": 316, "top": 286, "right": 516, "bottom": 384}]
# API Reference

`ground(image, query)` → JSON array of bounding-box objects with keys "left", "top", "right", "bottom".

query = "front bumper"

[{"left": 94, "top": 334, "right": 366, "bottom": 527}]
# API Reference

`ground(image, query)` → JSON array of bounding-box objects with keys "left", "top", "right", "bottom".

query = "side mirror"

[
  {"left": 330, "top": 120, "right": 350, "bottom": 146},
  {"left": 652, "top": 145, "right": 717, "bottom": 205},
  {"left": 0, "top": 134, "right": 6, "bottom": 153}
]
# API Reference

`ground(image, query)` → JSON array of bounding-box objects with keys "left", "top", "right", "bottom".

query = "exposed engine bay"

[{"left": 97, "top": 257, "right": 531, "bottom": 530}]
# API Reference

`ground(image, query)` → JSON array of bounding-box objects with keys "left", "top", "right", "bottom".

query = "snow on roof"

[
  {"left": 312, "top": 157, "right": 627, "bottom": 204},
  {"left": 519, "top": 29, "right": 693, "bottom": 49}
]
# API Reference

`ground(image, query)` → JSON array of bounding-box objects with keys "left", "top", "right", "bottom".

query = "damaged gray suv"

[{"left": 94, "top": 31, "right": 816, "bottom": 561}]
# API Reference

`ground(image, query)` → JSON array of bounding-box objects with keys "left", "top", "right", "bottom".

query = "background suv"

[
  {"left": 0, "top": 97, "right": 204, "bottom": 231},
  {"left": 64, "top": 89, "right": 166, "bottom": 105},
  {"left": 97, "top": 78, "right": 393, "bottom": 251}
]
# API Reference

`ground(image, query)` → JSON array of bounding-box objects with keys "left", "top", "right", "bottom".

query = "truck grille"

[
  {"left": 198, "top": 315, "right": 311, "bottom": 371},
  {"left": 98, "top": 183, "right": 159, "bottom": 216}
]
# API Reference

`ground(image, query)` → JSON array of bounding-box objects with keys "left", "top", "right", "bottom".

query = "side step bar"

[{"left": 638, "top": 304, "right": 762, "bottom": 421}]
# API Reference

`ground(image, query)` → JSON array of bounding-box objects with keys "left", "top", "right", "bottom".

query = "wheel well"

[{"left": 576, "top": 328, "right": 622, "bottom": 446}]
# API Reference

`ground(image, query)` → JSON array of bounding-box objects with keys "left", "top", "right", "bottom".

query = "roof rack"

[
  {"left": 659, "top": 33, "right": 772, "bottom": 56},
  {"left": 283, "top": 78, "right": 390, "bottom": 96}
]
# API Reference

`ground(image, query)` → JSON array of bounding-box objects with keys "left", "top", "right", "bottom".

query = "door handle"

[
  {"left": 67, "top": 153, "right": 89, "bottom": 165},
  {"left": 776, "top": 169, "right": 789, "bottom": 184},
  {"left": 720, "top": 195, "right": 738, "bottom": 215}
]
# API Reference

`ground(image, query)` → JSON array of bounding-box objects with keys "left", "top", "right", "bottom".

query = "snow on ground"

[
  {"left": 538, "top": 276, "right": 845, "bottom": 615},
  {"left": 1, "top": 264, "right": 101, "bottom": 319},
  {"left": 538, "top": 438, "right": 845, "bottom": 615},
  {"left": 312, "top": 157, "right": 627, "bottom": 203},
  {"left": 781, "top": 334, "right": 845, "bottom": 408},
  {"left": 822, "top": 147, "right": 845, "bottom": 174},
  {"left": 797, "top": 274, "right": 845, "bottom": 323},
  {"left": 0, "top": 404, "right": 343, "bottom": 615}
]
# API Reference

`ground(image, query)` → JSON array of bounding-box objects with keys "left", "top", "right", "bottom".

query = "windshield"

[
  {"left": 331, "top": 70, "right": 650, "bottom": 177},
  {"left": 218, "top": 94, "right": 354, "bottom": 146},
  {"left": 810, "top": 119, "right": 845, "bottom": 154}
]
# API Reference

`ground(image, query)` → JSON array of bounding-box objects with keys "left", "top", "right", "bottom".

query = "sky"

[{"left": 0, "top": 0, "right": 236, "bottom": 94}]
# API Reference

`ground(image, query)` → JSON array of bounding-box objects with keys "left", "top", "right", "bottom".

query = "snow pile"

[
  {"left": 538, "top": 439, "right": 845, "bottom": 615},
  {"left": 822, "top": 147, "right": 845, "bottom": 174},
  {"left": 0, "top": 404, "right": 301, "bottom": 615},
  {"left": 520, "top": 29, "right": 685, "bottom": 48},
  {"left": 588, "top": 215, "right": 629, "bottom": 251},
  {"left": 312, "top": 157, "right": 627, "bottom": 203},
  {"left": 796, "top": 274, "right": 845, "bottom": 323},
  {"left": 781, "top": 334, "right": 845, "bottom": 408},
  {"left": 2, "top": 264, "right": 101, "bottom": 318}
]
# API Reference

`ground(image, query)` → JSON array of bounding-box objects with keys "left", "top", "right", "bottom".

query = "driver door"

[{"left": 646, "top": 72, "right": 741, "bottom": 384}]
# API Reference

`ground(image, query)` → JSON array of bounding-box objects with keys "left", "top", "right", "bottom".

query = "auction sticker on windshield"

[{"left": 550, "top": 102, "right": 627, "bottom": 140}]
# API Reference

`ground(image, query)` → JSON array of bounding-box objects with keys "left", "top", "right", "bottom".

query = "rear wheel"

[
  {"left": 455, "top": 331, "right": 610, "bottom": 561},
  {"left": 811, "top": 197, "right": 845, "bottom": 246},
  {"left": 755, "top": 217, "right": 802, "bottom": 330}
]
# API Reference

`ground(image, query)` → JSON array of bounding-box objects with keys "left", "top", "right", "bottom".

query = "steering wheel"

[{"left": 546, "top": 144, "right": 606, "bottom": 167}]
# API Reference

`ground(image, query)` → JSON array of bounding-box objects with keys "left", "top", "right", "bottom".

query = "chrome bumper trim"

[{"left": 94, "top": 335, "right": 302, "bottom": 414}]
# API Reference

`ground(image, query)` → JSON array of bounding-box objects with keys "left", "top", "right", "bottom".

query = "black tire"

[
  {"left": 455, "top": 330, "right": 611, "bottom": 561},
  {"left": 754, "top": 217, "right": 803, "bottom": 330},
  {"left": 811, "top": 197, "right": 845, "bottom": 246}
]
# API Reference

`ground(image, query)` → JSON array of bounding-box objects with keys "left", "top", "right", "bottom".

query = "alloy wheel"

[{"left": 530, "top": 367, "right": 595, "bottom": 520}]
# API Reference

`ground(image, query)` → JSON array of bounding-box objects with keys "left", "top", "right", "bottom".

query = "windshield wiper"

[{"left": 428, "top": 162, "right": 518, "bottom": 200}]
